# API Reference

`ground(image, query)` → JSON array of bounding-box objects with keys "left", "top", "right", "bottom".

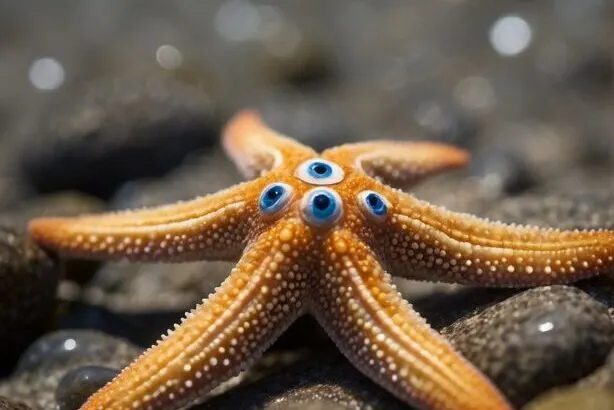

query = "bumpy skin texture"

[{"left": 28, "top": 110, "right": 614, "bottom": 410}]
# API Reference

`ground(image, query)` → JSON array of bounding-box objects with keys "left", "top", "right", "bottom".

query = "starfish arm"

[
  {"left": 80, "top": 220, "right": 311, "bottom": 410},
  {"left": 27, "top": 183, "right": 256, "bottom": 262},
  {"left": 321, "top": 141, "right": 469, "bottom": 188},
  {"left": 311, "top": 230, "right": 511, "bottom": 410},
  {"left": 222, "top": 110, "right": 317, "bottom": 179},
  {"left": 377, "top": 191, "right": 614, "bottom": 286}
]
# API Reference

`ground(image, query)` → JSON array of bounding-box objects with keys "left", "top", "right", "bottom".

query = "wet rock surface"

[
  {"left": 198, "top": 348, "right": 407, "bottom": 410},
  {"left": 1, "top": 1, "right": 614, "bottom": 410},
  {"left": 0, "top": 330, "right": 140, "bottom": 410},
  {"left": 11, "top": 73, "right": 217, "bottom": 198},
  {"left": 442, "top": 286, "right": 614, "bottom": 407},
  {"left": 0, "top": 227, "right": 59, "bottom": 371},
  {"left": 55, "top": 366, "right": 118, "bottom": 410}
]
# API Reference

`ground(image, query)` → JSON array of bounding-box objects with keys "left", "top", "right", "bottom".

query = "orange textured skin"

[{"left": 28, "top": 109, "right": 614, "bottom": 410}]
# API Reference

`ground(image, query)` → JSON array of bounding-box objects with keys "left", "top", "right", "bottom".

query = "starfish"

[{"left": 27, "top": 110, "right": 614, "bottom": 410}]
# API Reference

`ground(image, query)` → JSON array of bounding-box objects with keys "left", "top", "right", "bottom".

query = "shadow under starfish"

[{"left": 28, "top": 110, "right": 614, "bottom": 410}]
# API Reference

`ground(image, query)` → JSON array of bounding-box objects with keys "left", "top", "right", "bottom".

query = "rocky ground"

[{"left": 1, "top": 1, "right": 614, "bottom": 409}]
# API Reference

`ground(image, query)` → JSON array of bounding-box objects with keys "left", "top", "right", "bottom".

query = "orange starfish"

[{"left": 27, "top": 110, "right": 614, "bottom": 410}]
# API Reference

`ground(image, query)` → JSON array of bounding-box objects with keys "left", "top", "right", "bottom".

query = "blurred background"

[
  {"left": 2, "top": 1, "right": 614, "bottom": 408},
  {"left": 1, "top": 0, "right": 614, "bottom": 208}
]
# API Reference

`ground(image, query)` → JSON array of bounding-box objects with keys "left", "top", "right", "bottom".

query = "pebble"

[
  {"left": 470, "top": 148, "right": 537, "bottom": 199},
  {"left": 199, "top": 347, "right": 406, "bottom": 410},
  {"left": 0, "top": 227, "right": 58, "bottom": 371},
  {"left": 524, "top": 387, "right": 614, "bottom": 410},
  {"left": 0, "top": 330, "right": 140, "bottom": 409},
  {"left": 55, "top": 366, "right": 118, "bottom": 410},
  {"left": 442, "top": 286, "right": 614, "bottom": 407},
  {"left": 0, "top": 192, "right": 106, "bottom": 286},
  {"left": 14, "top": 72, "right": 217, "bottom": 198}
]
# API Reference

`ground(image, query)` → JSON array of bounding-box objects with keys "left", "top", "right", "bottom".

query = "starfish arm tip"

[
  {"left": 383, "top": 193, "right": 614, "bottom": 287},
  {"left": 315, "top": 231, "right": 511, "bottom": 410},
  {"left": 78, "top": 220, "right": 311, "bottom": 410}
]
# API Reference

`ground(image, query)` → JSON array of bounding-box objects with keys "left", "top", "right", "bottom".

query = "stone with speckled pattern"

[
  {"left": 442, "top": 286, "right": 614, "bottom": 407},
  {"left": 0, "top": 331, "right": 140, "bottom": 410}
]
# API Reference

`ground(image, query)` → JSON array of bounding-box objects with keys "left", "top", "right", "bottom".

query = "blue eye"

[
  {"left": 259, "top": 183, "right": 293, "bottom": 215},
  {"left": 358, "top": 191, "right": 389, "bottom": 220},
  {"left": 309, "top": 162, "right": 332, "bottom": 178},
  {"left": 301, "top": 188, "right": 343, "bottom": 226},
  {"left": 295, "top": 159, "right": 344, "bottom": 185}
]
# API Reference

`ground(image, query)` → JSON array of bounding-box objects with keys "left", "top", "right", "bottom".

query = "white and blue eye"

[
  {"left": 301, "top": 188, "right": 343, "bottom": 226},
  {"left": 295, "top": 158, "right": 344, "bottom": 185},
  {"left": 259, "top": 183, "right": 293, "bottom": 215},
  {"left": 358, "top": 191, "right": 390, "bottom": 220}
]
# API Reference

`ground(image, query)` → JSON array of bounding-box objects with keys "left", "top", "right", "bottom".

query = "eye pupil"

[
  {"left": 296, "top": 158, "right": 344, "bottom": 185},
  {"left": 301, "top": 188, "right": 343, "bottom": 226},
  {"left": 259, "top": 183, "right": 292, "bottom": 215},
  {"left": 360, "top": 191, "right": 388, "bottom": 218},
  {"left": 367, "top": 193, "right": 381, "bottom": 208},
  {"left": 308, "top": 162, "right": 332, "bottom": 178},
  {"left": 314, "top": 194, "right": 331, "bottom": 210},
  {"left": 266, "top": 187, "right": 282, "bottom": 200},
  {"left": 313, "top": 164, "right": 328, "bottom": 174}
]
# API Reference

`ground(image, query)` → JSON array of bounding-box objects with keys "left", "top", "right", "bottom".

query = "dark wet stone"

[
  {"left": 575, "top": 276, "right": 614, "bottom": 320},
  {"left": 470, "top": 149, "right": 537, "bottom": 198},
  {"left": 198, "top": 347, "right": 407, "bottom": 410},
  {"left": 267, "top": 402, "right": 348, "bottom": 410},
  {"left": 13, "top": 330, "right": 132, "bottom": 375},
  {"left": 0, "top": 330, "right": 140, "bottom": 410},
  {"left": 0, "top": 192, "right": 106, "bottom": 286},
  {"left": 0, "top": 176, "right": 30, "bottom": 213},
  {"left": 16, "top": 72, "right": 217, "bottom": 198},
  {"left": 574, "top": 347, "right": 614, "bottom": 390},
  {"left": 57, "top": 301, "right": 182, "bottom": 349},
  {"left": 410, "top": 96, "right": 480, "bottom": 149},
  {"left": 523, "top": 387, "right": 614, "bottom": 410},
  {"left": 442, "top": 286, "right": 614, "bottom": 407},
  {"left": 257, "top": 40, "right": 337, "bottom": 92},
  {"left": 564, "top": 51, "right": 614, "bottom": 98},
  {"left": 0, "top": 397, "right": 31, "bottom": 410},
  {"left": 411, "top": 286, "right": 519, "bottom": 330},
  {"left": 0, "top": 227, "right": 59, "bottom": 371},
  {"left": 55, "top": 366, "right": 118, "bottom": 410}
]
